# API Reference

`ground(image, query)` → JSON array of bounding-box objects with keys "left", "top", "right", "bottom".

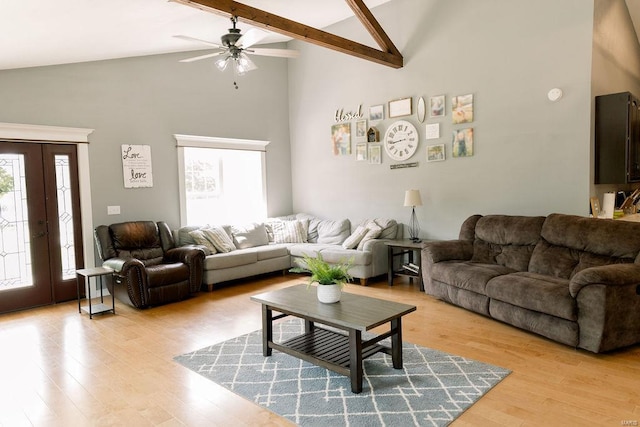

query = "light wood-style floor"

[{"left": 0, "top": 274, "right": 638, "bottom": 426}]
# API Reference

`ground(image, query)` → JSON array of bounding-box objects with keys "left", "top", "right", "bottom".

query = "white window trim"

[
  {"left": 0, "top": 122, "right": 95, "bottom": 271},
  {"left": 174, "top": 134, "right": 269, "bottom": 227}
]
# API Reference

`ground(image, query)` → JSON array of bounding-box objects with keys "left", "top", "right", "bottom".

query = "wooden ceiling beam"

[{"left": 170, "top": 0, "right": 403, "bottom": 68}]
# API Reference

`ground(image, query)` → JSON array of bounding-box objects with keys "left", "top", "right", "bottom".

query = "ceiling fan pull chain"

[{"left": 234, "top": 81, "right": 239, "bottom": 89}]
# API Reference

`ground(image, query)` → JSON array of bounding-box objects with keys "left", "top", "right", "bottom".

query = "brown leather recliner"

[{"left": 94, "top": 221, "right": 205, "bottom": 309}]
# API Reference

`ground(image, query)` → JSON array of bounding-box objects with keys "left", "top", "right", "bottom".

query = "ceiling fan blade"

[
  {"left": 179, "top": 51, "right": 225, "bottom": 63},
  {"left": 236, "top": 28, "right": 269, "bottom": 49},
  {"left": 173, "top": 35, "right": 221, "bottom": 49},
  {"left": 247, "top": 48, "right": 300, "bottom": 58}
]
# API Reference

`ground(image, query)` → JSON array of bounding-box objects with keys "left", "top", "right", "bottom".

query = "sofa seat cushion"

[
  {"left": 318, "top": 247, "right": 372, "bottom": 266},
  {"left": 430, "top": 261, "right": 515, "bottom": 295},
  {"left": 254, "top": 244, "right": 290, "bottom": 261},
  {"left": 145, "top": 263, "right": 190, "bottom": 288},
  {"left": 204, "top": 249, "right": 258, "bottom": 269},
  {"left": 289, "top": 243, "right": 336, "bottom": 258},
  {"left": 485, "top": 272, "right": 576, "bottom": 321}
]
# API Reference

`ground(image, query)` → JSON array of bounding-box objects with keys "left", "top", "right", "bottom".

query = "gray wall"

[
  {"left": 591, "top": 0, "right": 640, "bottom": 198},
  {"left": 0, "top": 50, "right": 293, "bottom": 228},
  {"left": 288, "top": 0, "right": 596, "bottom": 240}
]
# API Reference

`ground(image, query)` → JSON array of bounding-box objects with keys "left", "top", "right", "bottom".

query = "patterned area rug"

[{"left": 174, "top": 319, "right": 510, "bottom": 427}]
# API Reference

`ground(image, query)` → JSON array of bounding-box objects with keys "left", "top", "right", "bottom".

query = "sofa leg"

[
  {"left": 201, "top": 283, "right": 214, "bottom": 292},
  {"left": 360, "top": 278, "right": 368, "bottom": 286}
]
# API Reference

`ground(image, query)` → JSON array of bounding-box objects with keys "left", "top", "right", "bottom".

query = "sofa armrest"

[
  {"left": 569, "top": 263, "right": 640, "bottom": 297},
  {"left": 102, "top": 257, "right": 147, "bottom": 308},
  {"left": 360, "top": 238, "right": 394, "bottom": 277},
  {"left": 165, "top": 246, "right": 205, "bottom": 293},
  {"left": 422, "top": 240, "right": 473, "bottom": 264}
]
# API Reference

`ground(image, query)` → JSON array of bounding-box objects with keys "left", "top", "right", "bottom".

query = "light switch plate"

[{"left": 107, "top": 205, "right": 120, "bottom": 215}]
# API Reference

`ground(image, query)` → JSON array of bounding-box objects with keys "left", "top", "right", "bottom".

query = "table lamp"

[{"left": 404, "top": 189, "right": 422, "bottom": 242}]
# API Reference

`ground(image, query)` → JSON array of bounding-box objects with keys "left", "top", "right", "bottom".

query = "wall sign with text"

[{"left": 121, "top": 144, "right": 153, "bottom": 188}]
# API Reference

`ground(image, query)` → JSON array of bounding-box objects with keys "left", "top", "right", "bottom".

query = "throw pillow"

[
  {"left": 357, "top": 224, "right": 383, "bottom": 251},
  {"left": 188, "top": 229, "right": 217, "bottom": 255},
  {"left": 268, "top": 219, "right": 307, "bottom": 243},
  {"left": 231, "top": 223, "right": 269, "bottom": 249},
  {"left": 342, "top": 225, "right": 369, "bottom": 249},
  {"left": 201, "top": 226, "right": 236, "bottom": 253}
]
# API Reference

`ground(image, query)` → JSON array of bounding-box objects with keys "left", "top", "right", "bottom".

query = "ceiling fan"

[{"left": 175, "top": 16, "right": 299, "bottom": 77}]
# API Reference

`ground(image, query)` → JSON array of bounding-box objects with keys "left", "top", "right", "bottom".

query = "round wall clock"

[{"left": 383, "top": 120, "right": 419, "bottom": 161}]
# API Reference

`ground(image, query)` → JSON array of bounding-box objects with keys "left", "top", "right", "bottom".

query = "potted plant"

[{"left": 290, "top": 253, "right": 353, "bottom": 303}]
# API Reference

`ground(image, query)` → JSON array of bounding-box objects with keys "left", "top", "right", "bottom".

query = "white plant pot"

[{"left": 317, "top": 284, "right": 342, "bottom": 303}]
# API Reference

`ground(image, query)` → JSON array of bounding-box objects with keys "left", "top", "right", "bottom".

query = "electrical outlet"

[{"left": 107, "top": 205, "right": 120, "bottom": 215}]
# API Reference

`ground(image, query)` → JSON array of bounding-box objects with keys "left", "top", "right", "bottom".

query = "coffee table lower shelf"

[{"left": 271, "top": 327, "right": 386, "bottom": 377}]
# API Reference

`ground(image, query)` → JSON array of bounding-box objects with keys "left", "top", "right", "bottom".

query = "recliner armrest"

[
  {"left": 569, "top": 263, "right": 640, "bottom": 297},
  {"left": 164, "top": 246, "right": 205, "bottom": 264},
  {"left": 422, "top": 240, "right": 473, "bottom": 264}
]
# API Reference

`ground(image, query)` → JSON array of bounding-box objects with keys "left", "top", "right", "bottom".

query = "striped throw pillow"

[
  {"left": 201, "top": 226, "right": 236, "bottom": 253},
  {"left": 188, "top": 229, "right": 217, "bottom": 255}
]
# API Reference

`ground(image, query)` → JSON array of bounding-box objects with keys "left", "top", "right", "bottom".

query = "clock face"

[{"left": 384, "top": 120, "right": 419, "bottom": 161}]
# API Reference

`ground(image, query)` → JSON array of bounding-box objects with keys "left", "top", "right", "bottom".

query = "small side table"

[
  {"left": 385, "top": 240, "right": 425, "bottom": 291},
  {"left": 76, "top": 267, "right": 115, "bottom": 319}
]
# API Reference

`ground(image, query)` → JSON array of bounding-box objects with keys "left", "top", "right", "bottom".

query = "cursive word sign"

[
  {"left": 121, "top": 144, "right": 154, "bottom": 188},
  {"left": 334, "top": 105, "right": 364, "bottom": 123}
]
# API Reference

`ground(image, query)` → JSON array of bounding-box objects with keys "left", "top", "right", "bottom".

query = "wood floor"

[{"left": 0, "top": 274, "right": 638, "bottom": 426}]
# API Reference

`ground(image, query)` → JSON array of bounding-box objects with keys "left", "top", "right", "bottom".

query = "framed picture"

[
  {"left": 355, "top": 119, "right": 367, "bottom": 141},
  {"left": 452, "top": 93, "right": 474, "bottom": 124},
  {"left": 368, "top": 144, "right": 382, "bottom": 164},
  {"left": 356, "top": 143, "right": 367, "bottom": 161},
  {"left": 388, "top": 97, "right": 412, "bottom": 118},
  {"left": 452, "top": 128, "right": 474, "bottom": 157},
  {"left": 429, "top": 95, "right": 445, "bottom": 118},
  {"left": 369, "top": 104, "right": 384, "bottom": 121},
  {"left": 121, "top": 144, "right": 154, "bottom": 188},
  {"left": 427, "top": 144, "right": 446, "bottom": 162},
  {"left": 331, "top": 123, "right": 351, "bottom": 155}
]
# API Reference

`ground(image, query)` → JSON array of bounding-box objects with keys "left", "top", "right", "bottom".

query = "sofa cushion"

[
  {"left": 316, "top": 218, "right": 350, "bottom": 244},
  {"left": 356, "top": 220, "right": 384, "bottom": 250},
  {"left": 254, "top": 244, "right": 290, "bottom": 261},
  {"left": 529, "top": 214, "right": 640, "bottom": 279},
  {"left": 231, "top": 223, "right": 269, "bottom": 249},
  {"left": 204, "top": 249, "right": 258, "bottom": 269},
  {"left": 177, "top": 225, "right": 206, "bottom": 246},
  {"left": 319, "top": 247, "right": 372, "bottom": 266},
  {"left": 342, "top": 225, "right": 369, "bottom": 249},
  {"left": 471, "top": 215, "right": 545, "bottom": 271},
  {"left": 266, "top": 219, "right": 308, "bottom": 243},
  {"left": 430, "top": 261, "right": 516, "bottom": 295},
  {"left": 485, "top": 272, "right": 576, "bottom": 321},
  {"left": 188, "top": 229, "right": 217, "bottom": 255},
  {"left": 289, "top": 243, "right": 336, "bottom": 258},
  {"left": 201, "top": 226, "right": 236, "bottom": 253}
]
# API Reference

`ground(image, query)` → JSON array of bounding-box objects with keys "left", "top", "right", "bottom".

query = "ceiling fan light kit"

[{"left": 176, "top": 16, "right": 299, "bottom": 87}]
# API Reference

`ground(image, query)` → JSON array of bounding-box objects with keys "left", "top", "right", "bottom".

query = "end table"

[
  {"left": 76, "top": 267, "right": 115, "bottom": 319},
  {"left": 385, "top": 239, "right": 425, "bottom": 291}
]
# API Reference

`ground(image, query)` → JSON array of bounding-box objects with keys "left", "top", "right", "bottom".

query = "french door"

[{"left": 0, "top": 141, "right": 84, "bottom": 313}]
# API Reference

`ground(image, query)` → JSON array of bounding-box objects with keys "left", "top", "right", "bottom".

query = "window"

[{"left": 176, "top": 134, "right": 269, "bottom": 226}]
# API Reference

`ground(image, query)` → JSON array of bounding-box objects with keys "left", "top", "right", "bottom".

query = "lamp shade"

[{"left": 404, "top": 189, "right": 422, "bottom": 207}]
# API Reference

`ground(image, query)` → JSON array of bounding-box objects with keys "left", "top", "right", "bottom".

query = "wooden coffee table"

[{"left": 250, "top": 284, "right": 416, "bottom": 393}]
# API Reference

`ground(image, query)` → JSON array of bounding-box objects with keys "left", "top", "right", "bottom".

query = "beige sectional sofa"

[{"left": 174, "top": 213, "right": 399, "bottom": 290}]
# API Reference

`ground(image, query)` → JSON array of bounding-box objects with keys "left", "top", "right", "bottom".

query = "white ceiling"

[{"left": 0, "top": 0, "right": 392, "bottom": 71}]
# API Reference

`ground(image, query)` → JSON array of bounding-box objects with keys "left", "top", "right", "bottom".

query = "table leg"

[
  {"left": 77, "top": 274, "right": 82, "bottom": 314},
  {"left": 87, "top": 276, "right": 93, "bottom": 319},
  {"left": 391, "top": 317, "right": 403, "bottom": 369},
  {"left": 304, "top": 319, "right": 314, "bottom": 333},
  {"left": 262, "top": 305, "right": 273, "bottom": 357},
  {"left": 387, "top": 246, "right": 394, "bottom": 287},
  {"left": 348, "top": 329, "right": 363, "bottom": 393}
]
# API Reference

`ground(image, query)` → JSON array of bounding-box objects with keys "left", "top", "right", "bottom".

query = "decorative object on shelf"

[
  {"left": 404, "top": 189, "right": 423, "bottom": 242},
  {"left": 367, "top": 126, "right": 380, "bottom": 142},
  {"left": 452, "top": 128, "right": 474, "bottom": 157},
  {"left": 355, "top": 119, "right": 367, "bottom": 141},
  {"left": 427, "top": 143, "right": 446, "bottom": 162},
  {"left": 452, "top": 93, "right": 474, "bottom": 124},
  {"left": 389, "top": 97, "right": 412, "bottom": 118},
  {"left": 331, "top": 123, "right": 351, "bottom": 155},
  {"left": 425, "top": 123, "right": 440, "bottom": 140},
  {"left": 430, "top": 95, "right": 445, "bottom": 118},
  {"left": 355, "top": 143, "right": 367, "bottom": 161},
  {"left": 290, "top": 253, "right": 353, "bottom": 303},
  {"left": 590, "top": 197, "right": 601, "bottom": 218},
  {"left": 417, "top": 97, "right": 426, "bottom": 123},
  {"left": 368, "top": 144, "right": 382, "bottom": 164},
  {"left": 384, "top": 120, "right": 419, "bottom": 161},
  {"left": 121, "top": 144, "right": 153, "bottom": 188},
  {"left": 369, "top": 104, "right": 384, "bottom": 121}
]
